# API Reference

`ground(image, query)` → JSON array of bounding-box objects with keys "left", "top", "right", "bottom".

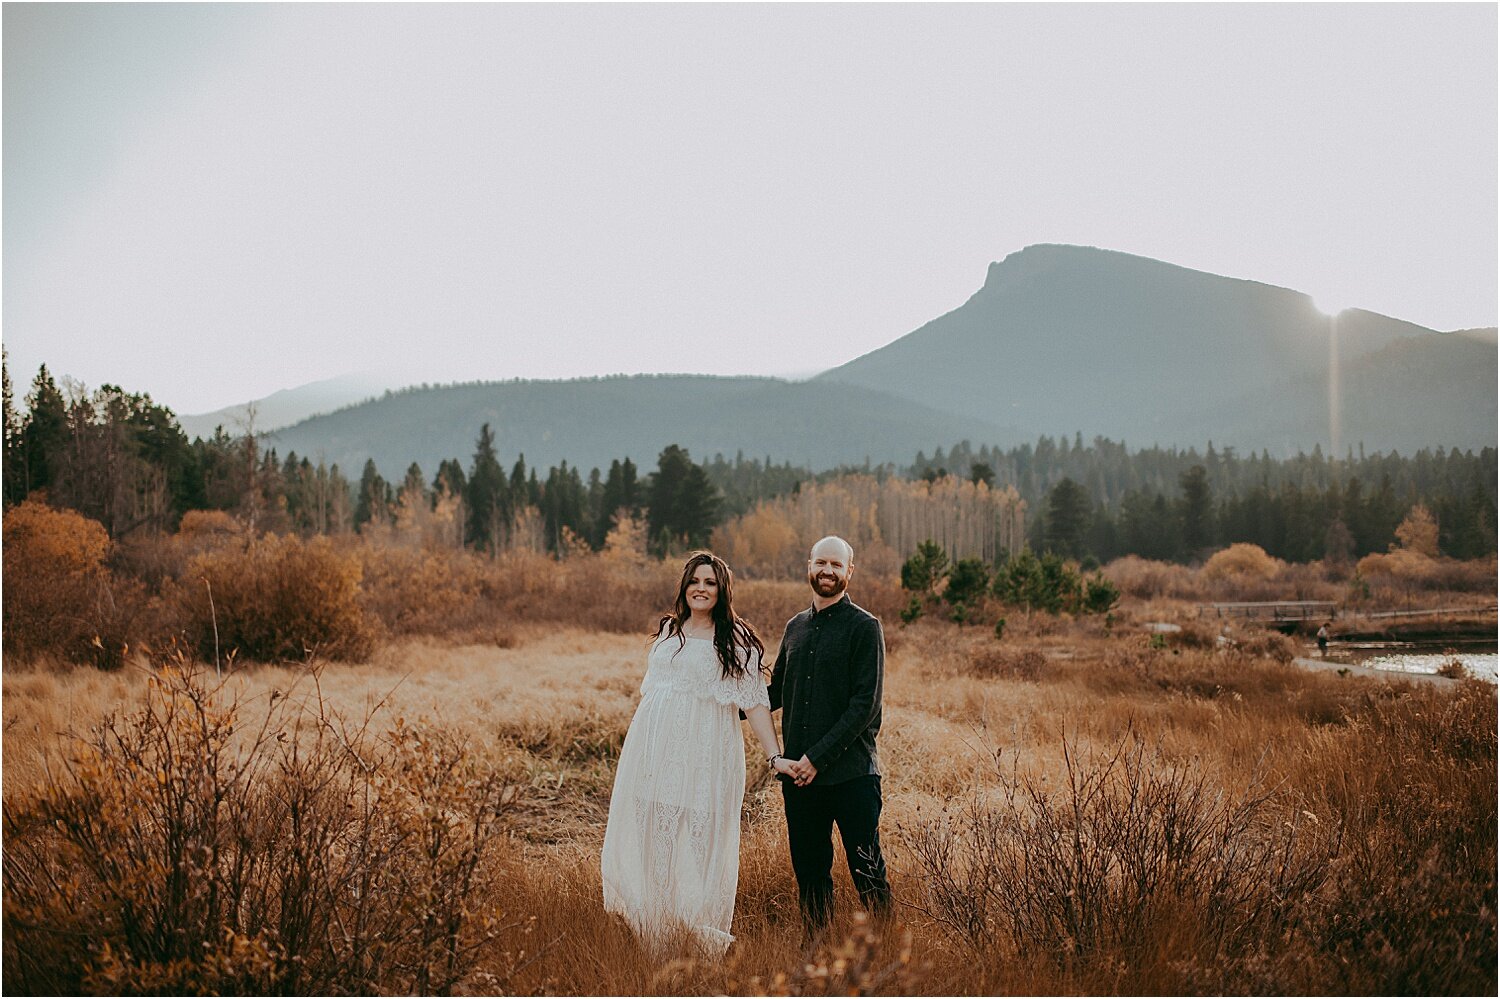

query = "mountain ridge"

[
  {"left": 265, "top": 374, "right": 1014, "bottom": 477},
  {"left": 817, "top": 243, "right": 1484, "bottom": 449},
  {"left": 185, "top": 243, "right": 1492, "bottom": 473}
]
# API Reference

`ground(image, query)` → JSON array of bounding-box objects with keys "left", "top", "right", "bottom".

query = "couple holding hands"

[{"left": 600, "top": 536, "right": 892, "bottom": 953}]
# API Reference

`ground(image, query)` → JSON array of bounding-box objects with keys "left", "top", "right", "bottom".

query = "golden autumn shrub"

[
  {"left": 1202, "top": 543, "right": 1283, "bottom": 582},
  {"left": 479, "top": 550, "right": 672, "bottom": 635},
  {"left": 111, "top": 512, "right": 246, "bottom": 593},
  {"left": 2, "top": 500, "right": 113, "bottom": 661},
  {"left": 1355, "top": 550, "right": 1494, "bottom": 601},
  {"left": 177, "top": 509, "right": 242, "bottom": 539},
  {"left": 1103, "top": 555, "right": 1195, "bottom": 599},
  {"left": 174, "top": 533, "right": 374, "bottom": 663},
  {"left": 1, "top": 664, "right": 518, "bottom": 995},
  {"left": 1356, "top": 548, "right": 1439, "bottom": 589},
  {"left": 357, "top": 543, "right": 490, "bottom": 636}
]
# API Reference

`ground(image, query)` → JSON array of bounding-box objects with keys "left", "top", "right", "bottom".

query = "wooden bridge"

[
  {"left": 1199, "top": 601, "right": 1336, "bottom": 623},
  {"left": 1199, "top": 601, "right": 1496, "bottom": 623}
]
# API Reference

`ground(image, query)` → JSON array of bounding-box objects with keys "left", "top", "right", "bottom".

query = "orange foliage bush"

[
  {"left": 112, "top": 512, "right": 246, "bottom": 592},
  {"left": 1356, "top": 549, "right": 1440, "bottom": 590},
  {"left": 2, "top": 500, "right": 114, "bottom": 661},
  {"left": 110, "top": 532, "right": 188, "bottom": 590},
  {"left": 1104, "top": 552, "right": 1351, "bottom": 605},
  {"left": 477, "top": 550, "right": 675, "bottom": 636},
  {"left": 177, "top": 509, "right": 242, "bottom": 538},
  {"left": 1102, "top": 555, "right": 1196, "bottom": 599},
  {"left": 172, "top": 534, "right": 375, "bottom": 663},
  {"left": 1202, "top": 543, "right": 1284, "bottom": 582},
  {"left": 357, "top": 544, "right": 490, "bottom": 637},
  {"left": 2, "top": 664, "right": 518, "bottom": 995},
  {"left": 1355, "top": 550, "right": 1497, "bottom": 600}
]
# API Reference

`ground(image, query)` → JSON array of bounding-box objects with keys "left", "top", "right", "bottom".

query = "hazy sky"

[{"left": 5, "top": 3, "right": 1496, "bottom": 416}]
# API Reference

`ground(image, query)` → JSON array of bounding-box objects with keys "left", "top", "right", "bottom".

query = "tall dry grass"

[
  {"left": 3, "top": 657, "right": 520, "bottom": 995},
  {"left": 4, "top": 509, "right": 1496, "bottom": 993},
  {"left": 5, "top": 611, "right": 1494, "bottom": 995}
]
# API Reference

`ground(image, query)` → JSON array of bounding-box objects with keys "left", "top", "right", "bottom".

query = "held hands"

[{"left": 769, "top": 753, "right": 817, "bottom": 786}]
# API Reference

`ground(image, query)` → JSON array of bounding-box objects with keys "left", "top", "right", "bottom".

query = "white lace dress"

[{"left": 600, "top": 633, "right": 769, "bottom": 954}]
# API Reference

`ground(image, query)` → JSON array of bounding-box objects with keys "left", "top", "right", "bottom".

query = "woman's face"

[{"left": 685, "top": 563, "right": 720, "bottom": 615}]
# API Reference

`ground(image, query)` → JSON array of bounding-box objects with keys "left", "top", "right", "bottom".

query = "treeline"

[
  {"left": 2, "top": 360, "right": 753, "bottom": 556},
  {"left": 912, "top": 436, "right": 1497, "bottom": 562},
  {"left": 5, "top": 357, "right": 1494, "bottom": 565}
]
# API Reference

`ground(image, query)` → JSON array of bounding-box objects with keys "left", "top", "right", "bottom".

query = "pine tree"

[
  {"left": 466, "top": 424, "right": 510, "bottom": 552},
  {"left": 900, "top": 540, "right": 949, "bottom": 596},
  {"left": 1043, "top": 477, "right": 1090, "bottom": 559},
  {"left": 648, "top": 445, "right": 721, "bottom": 553},
  {"left": 542, "top": 461, "right": 588, "bottom": 553},
  {"left": 354, "top": 458, "right": 391, "bottom": 530},
  {"left": 20, "top": 365, "right": 66, "bottom": 496},
  {"left": 597, "top": 458, "right": 642, "bottom": 546},
  {"left": 1178, "top": 464, "right": 1213, "bottom": 556},
  {"left": 433, "top": 459, "right": 467, "bottom": 501},
  {"left": 509, "top": 453, "right": 527, "bottom": 499}
]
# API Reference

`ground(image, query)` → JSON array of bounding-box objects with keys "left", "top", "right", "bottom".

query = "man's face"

[{"left": 807, "top": 540, "right": 851, "bottom": 598}]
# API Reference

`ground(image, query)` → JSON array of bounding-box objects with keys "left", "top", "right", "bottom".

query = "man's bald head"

[
  {"left": 807, "top": 536, "right": 854, "bottom": 603},
  {"left": 810, "top": 535, "right": 854, "bottom": 565}
]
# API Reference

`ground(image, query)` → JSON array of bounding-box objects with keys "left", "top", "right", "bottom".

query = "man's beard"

[{"left": 809, "top": 571, "right": 846, "bottom": 598}]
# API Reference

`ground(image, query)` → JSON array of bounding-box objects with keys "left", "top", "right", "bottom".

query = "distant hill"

[
  {"left": 240, "top": 245, "right": 1495, "bottom": 476},
  {"left": 817, "top": 244, "right": 1493, "bottom": 453},
  {"left": 1199, "top": 328, "right": 1499, "bottom": 455},
  {"left": 178, "top": 373, "right": 387, "bottom": 441},
  {"left": 265, "top": 375, "right": 1011, "bottom": 478}
]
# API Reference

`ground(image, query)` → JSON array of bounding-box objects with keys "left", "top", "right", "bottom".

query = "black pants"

[{"left": 781, "top": 774, "right": 892, "bottom": 932}]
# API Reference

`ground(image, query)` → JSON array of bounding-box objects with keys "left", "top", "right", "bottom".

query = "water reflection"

[{"left": 1322, "top": 640, "right": 1498, "bottom": 682}]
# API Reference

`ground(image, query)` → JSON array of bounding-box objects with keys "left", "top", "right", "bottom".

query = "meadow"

[{"left": 2, "top": 528, "right": 1496, "bottom": 995}]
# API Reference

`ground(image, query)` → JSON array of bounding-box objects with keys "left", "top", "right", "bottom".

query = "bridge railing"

[{"left": 1199, "top": 601, "right": 1337, "bottom": 622}]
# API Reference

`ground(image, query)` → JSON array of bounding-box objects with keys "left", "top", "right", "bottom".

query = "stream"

[{"left": 1321, "top": 638, "right": 1498, "bottom": 682}]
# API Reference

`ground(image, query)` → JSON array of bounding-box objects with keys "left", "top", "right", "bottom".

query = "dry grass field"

[{"left": 2, "top": 544, "right": 1496, "bottom": 995}]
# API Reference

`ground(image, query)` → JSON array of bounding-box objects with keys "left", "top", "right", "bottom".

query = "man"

[{"left": 768, "top": 535, "right": 892, "bottom": 937}]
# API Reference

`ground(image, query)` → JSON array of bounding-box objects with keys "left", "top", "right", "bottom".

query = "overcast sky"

[{"left": 5, "top": 3, "right": 1496, "bottom": 416}]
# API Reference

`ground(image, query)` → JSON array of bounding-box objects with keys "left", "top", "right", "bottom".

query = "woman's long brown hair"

[{"left": 654, "top": 551, "right": 765, "bottom": 680}]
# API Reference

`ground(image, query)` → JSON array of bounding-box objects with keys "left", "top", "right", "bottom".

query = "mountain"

[
  {"left": 1196, "top": 327, "right": 1499, "bottom": 455},
  {"left": 817, "top": 244, "right": 1493, "bottom": 452},
  {"left": 177, "top": 374, "right": 388, "bottom": 441},
  {"left": 248, "top": 245, "right": 1494, "bottom": 477},
  {"left": 264, "top": 375, "right": 1011, "bottom": 478}
]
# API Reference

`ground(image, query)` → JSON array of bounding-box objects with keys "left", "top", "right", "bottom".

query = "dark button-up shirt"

[{"left": 768, "top": 595, "right": 884, "bottom": 785}]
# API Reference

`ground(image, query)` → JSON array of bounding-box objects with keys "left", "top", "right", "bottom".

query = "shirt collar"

[{"left": 810, "top": 594, "right": 851, "bottom": 617}]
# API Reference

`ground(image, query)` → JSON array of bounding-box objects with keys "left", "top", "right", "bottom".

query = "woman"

[{"left": 601, "top": 551, "right": 792, "bottom": 954}]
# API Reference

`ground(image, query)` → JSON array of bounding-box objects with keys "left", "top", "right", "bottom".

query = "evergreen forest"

[{"left": 6, "top": 359, "right": 1494, "bottom": 564}]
